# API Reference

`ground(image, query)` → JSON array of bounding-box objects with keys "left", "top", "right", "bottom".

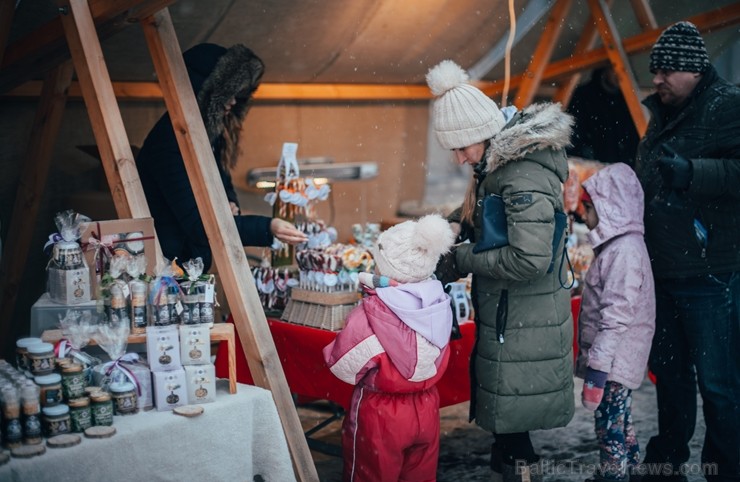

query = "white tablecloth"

[{"left": 0, "top": 380, "right": 296, "bottom": 482}]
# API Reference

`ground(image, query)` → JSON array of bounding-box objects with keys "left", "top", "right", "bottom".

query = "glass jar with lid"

[
  {"left": 35, "top": 373, "right": 63, "bottom": 407},
  {"left": 42, "top": 404, "right": 71, "bottom": 437},
  {"left": 90, "top": 391, "right": 113, "bottom": 426},
  {"left": 15, "top": 337, "right": 42, "bottom": 372},
  {"left": 27, "top": 342, "right": 55, "bottom": 376},
  {"left": 20, "top": 383, "right": 42, "bottom": 444},
  {"left": 109, "top": 382, "right": 138, "bottom": 415},
  {"left": 61, "top": 363, "right": 87, "bottom": 400},
  {"left": 68, "top": 397, "right": 92, "bottom": 432}
]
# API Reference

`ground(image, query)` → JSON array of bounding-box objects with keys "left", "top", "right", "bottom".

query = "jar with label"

[
  {"left": 42, "top": 404, "right": 71, "bottom": 437},
  {"left": 90, "top": 391, "right": 113, "bottom": 426},
  {"left": 68, "top": 397, "right": 92, "bottom": 432},
  {"left": 1, "top": 384, "right": 22, "bottom": 448},
  {"left": 20, "top": 384, "right": 42, "bottom": 445},
  {"left": 15, "top": 337, "right": 42, "bottom": 372},
  {"left": 110, "top": 382, "right": 138, "bottom": 415},
  {"left": 61, "top": 363, "right": 87, "bottom": 400},
  {"left": 27, "top": 342, "right": 55, "bottom": 376},
  {"left": 130, "top": 279, "right": 148, "bottom": 334},
  {"left": 35, "top": 373, "right": 63, "bottom": 407},
  {"left": 108, "top": 283, "right": 130, "bottom": 326}
]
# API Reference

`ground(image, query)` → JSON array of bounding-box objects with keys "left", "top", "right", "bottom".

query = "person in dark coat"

[
  {"left": 136, "top": 43, "right": 306, "bottom": 272},
  {"left": 566, "top": 66, "right": 640, "bottom": 165},
  {"left": 634, "top": 22, "right": 740, "bottom": 482}
]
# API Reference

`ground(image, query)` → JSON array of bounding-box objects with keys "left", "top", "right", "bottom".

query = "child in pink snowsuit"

[
  {"left": 576, "top": 163, "right": 656, "bottom": 482},
  {"left": 323, "top": 214, "right": 456, "bottom": 482}
]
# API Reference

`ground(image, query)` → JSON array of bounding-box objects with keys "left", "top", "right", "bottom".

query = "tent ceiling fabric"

[{"left": 8, "top": 0, "right": 740, "bottom": 87}]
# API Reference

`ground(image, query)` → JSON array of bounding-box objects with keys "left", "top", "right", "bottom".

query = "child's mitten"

[{"left": 582, "top": 367, "right": 608, "bottom": 411}]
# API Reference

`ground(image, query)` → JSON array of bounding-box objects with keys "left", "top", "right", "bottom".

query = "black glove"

[
  {"left": 434, "top": 248, "right": 463, "bottom": 286},
  {"left": 658, "top": 144, "right": 693, "bottom": 191}
]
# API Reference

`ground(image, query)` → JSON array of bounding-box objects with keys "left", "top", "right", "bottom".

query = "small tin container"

[
  {"left": 68, "top": 397, "right": 92, "bottom": 433},
  {"left": 52, "top": 240, "right": 84, "bottom": 269},
  {"left": 90, "top": 391, "right": 114, "bottom": 426},
  {"left": 35, "top": 373, "right": 63, "bottom": 407},
  {"left": 110, "top": 382, "right": 138, "bottom": 415},
  {"left": 42, "top": 404, "right": 71, "bottom": 437},
  {"left": 15, "top": 337, "right": 42, "bottom": 372},
  {"left": 61, "top": 363, "right": 87, "bottom": 400},
  {"left": 27, "top": 342, "right": 55, "bottom": 376}
]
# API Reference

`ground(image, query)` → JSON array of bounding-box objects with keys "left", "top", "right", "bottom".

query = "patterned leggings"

[{"left": 594, "top": 381, "right": 640, "bottom": 480}]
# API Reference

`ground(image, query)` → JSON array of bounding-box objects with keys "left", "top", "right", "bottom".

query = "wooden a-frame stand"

[{"left": 0, "top": 0, "right": 318, "bottom": 480}]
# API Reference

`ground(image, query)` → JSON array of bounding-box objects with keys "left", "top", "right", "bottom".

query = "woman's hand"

[{"left": 270, "top": 218, "right": 308, "bottom": 245}]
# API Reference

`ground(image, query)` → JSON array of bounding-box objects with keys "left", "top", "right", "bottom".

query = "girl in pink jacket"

[
  {"left": 323, "top": 214, "right": 456, "bottom": 482},
  {"left": 576, "top": 163, "right": 656, "bottom": 482}
]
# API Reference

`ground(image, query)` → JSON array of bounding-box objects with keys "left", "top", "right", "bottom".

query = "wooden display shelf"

[{"left": 41, "top": 323, "right": 237, "bottom": 394}]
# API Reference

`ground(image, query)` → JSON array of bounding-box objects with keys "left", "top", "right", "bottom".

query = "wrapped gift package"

[
  {"left": 91, "top": 357, "right": 153, "bottom": 411},
  {"left": 78, "top": 218, "right": 158, "bottom": 297}
]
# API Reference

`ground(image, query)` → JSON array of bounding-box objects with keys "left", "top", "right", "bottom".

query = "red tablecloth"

[{"left": 215, "top": 317, "right": 476, "bottom": 409}]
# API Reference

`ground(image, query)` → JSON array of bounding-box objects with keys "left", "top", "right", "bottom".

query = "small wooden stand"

[
  {"left": 281, "top": 288, "right": 360, "bottom": 331},
  {"left": 41, "top": 322, "right": 237, "bottom": 394}
]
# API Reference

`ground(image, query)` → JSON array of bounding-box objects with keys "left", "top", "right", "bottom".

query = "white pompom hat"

[
  {"left": 426, "top": 60, "right": 505, "bottom": 149},
  {"left": 371, "top": 214, "right": 456, "bottom": 283}
]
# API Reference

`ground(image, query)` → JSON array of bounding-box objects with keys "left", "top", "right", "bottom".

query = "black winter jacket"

[
  {"left": 136, "top": 44, "right": 272, "bottom": 271},
  {"left": 635, "top": 66, "right": 740, "bottom": 279}
]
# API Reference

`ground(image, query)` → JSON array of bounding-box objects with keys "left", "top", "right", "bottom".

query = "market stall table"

[
  {"left": 215, "top": 317, "right": 477, "bottom": 409},
  {"left": 0, "top": 380, "right": 295, "bottom": 482}
]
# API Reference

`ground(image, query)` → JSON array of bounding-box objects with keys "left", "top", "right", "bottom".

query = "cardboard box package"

[
  {"left": 146, "top": 325, "right": 181, "bottom": 372},
  {"left": 48, "top": 266, "right": 92, "bottom": 305},
  {"left": 152, "top": 368, "right": 187, "bottom": 411},
  {"left": 178, "top": 324, "right": 211, "bottom": 365},
  {"left": 184, "top": 364, "right": 216, "bottom": 404}
]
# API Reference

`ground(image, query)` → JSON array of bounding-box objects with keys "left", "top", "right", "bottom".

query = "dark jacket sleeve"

[
  {"left": 234, "top": 215, "right": 274, "bottom": 247},
  {"left": 688, "top": 97, "right": 740, "bottom": 199}
]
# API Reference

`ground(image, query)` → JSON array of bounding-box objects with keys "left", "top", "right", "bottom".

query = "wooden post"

[
  {"left": 551, "top": 0, "right": 613, "bottom": 107},
  {"left": 514, "top": 0, "right": 573, "bottom": 109},
  {"left": 0, "top": 61, "right": 74, "bottom": 357},
  {"left": 630, "top": 0, "right": 658, "bottom": 30},
  {"left": 586, "top": 0, "right": 648, "bottom": 136},
  {"left": 139, "top": 9, "right": 319, "bottom": 482},
  {"left": 57, "top": 0, "right": 152, "bottom": 220}
]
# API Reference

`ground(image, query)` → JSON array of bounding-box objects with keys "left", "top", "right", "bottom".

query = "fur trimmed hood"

[
  {"left": 183, "top": 43, "right": 264, "bottom": 143},
  {"left": 485, "top": 102, "right": 573, "bottom": 174}
]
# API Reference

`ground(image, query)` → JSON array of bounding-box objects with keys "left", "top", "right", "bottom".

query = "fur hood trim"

[
  {"left": 485, "top": 103, "right": 573, "bottom": 173},
  {"left": 197, "top": 45, "right": 264, "bottom": 143}
]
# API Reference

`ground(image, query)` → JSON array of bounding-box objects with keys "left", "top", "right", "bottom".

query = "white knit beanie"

[
  {"left": 371, "top": 214, "right": 456, "bottom": 283},
  {"left": 426, "top": 60, "right": 506, "bottom": 150}
]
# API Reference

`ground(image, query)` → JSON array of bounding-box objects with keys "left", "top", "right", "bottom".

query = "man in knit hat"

[{"left": 635, "top": 21, "right": 740, "bottom": 482}]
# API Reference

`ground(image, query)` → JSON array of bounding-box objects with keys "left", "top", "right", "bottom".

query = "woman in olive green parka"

[{"left": 427, "top": 60, "right": 575, "bottom": 482}]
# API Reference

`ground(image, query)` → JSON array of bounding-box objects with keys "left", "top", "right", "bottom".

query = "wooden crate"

[{"left": 281, "top": 289, "right": 360, "bottom": 331}]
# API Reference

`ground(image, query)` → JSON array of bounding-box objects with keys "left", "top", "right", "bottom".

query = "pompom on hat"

[
  {"left": 371, "top": 214, "right": 456, "bottom": 283},
  {"left": 426, "top": 60, "right": 506, "bottom": 150},
  {"left": 650, "top": 21, "right": 710, "bottom": 74}
]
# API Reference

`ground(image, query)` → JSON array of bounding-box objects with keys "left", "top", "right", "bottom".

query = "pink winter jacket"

[{"left": 575, "top": 163, "right": 656, "bottom": 390}]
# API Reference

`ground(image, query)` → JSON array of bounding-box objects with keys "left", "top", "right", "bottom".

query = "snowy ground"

[{"left": 299, "top": 377, "right": 708, "bottom": 482}]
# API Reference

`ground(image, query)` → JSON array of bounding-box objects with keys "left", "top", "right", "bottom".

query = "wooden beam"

[
  {"left": 0, "top": 0, "right": 14, "bottom": 67},
  {"left": 4, "top": 3, "right": 738, "bottom": 103},
  {"left": 57, "top": 0, "right": 155, "bottom": 221},
  {"left": 480, "top": 2, "right": 740, "bottom": 98},
  {"left": 0, "top": 0, "right": 175, "bottom": 93},
  {"left": 587, "top": 0, "right": 647, "bottom": 136},
  {"left": 139, "top": 9, "right": 319, "bottom": 482},
  {"left": 514, "top": 0, "right": 573, "bottom": 109},
  {"left": 552, "top": 0, "right": 613, "bottom": 107},
  {"left": 630, "top": 0, "right": 658, "bottom": 30},
  {"left": 0, "top": 61, "right": 74, "bottom": 359}
]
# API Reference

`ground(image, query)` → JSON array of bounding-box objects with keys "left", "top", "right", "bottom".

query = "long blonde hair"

[
  {"left": 221, "top": 112, "right": 243, "bottom": 170},
  {"left": 459, "top": 142, "right": 490, "bottom": 226}
]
